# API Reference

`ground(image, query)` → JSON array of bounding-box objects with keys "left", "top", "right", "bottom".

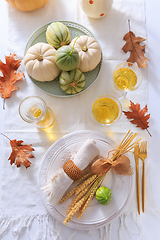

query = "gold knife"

[{"left": 134, "top": 145, "right": 140, "bottom": 214}]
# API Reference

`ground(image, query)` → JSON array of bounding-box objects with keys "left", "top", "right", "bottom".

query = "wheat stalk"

[
  {"left": 67, "top": 174, "right": 100, "bottom": 213},
  {"left": 73, "top": 173, "right": 91, "bottom": 184},
  {"left": 58, "top": 174, "right": 97, "bottom": 204},
  {"left": 75, "top": 174, "right": 97, "bottom": 195},
  {"left": 58, "top": 184, "right": 80, "bottom": 204},
  {"left": 67, "top": 186, "right": 89, "bottom": 214},
  {"left": 77, "top": 175, "right": 104, "bottom": 219},
  {"left": 110, "top": 130, "right": 141, "bottom": 161},
  {"left": 63, "top": 196, "right": 86, "bottom": 225}
]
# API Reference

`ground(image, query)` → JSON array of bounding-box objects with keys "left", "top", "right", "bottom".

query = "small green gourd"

[
  {"left": 55, "top": 37, "right": 80, "bottom": 71},
  {"left": 59, "top": 69, "right": 85, "bottom": 94},
  {"left": 96, "top": 187, "right": 112, "bottom": 205},
  {"left": 46, "top": 22, "right": 71, "bottom": 49}
]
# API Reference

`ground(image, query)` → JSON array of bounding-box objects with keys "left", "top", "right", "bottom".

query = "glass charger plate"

[
  {"left": 38, "top": 130, "right": 135, "bottom": 230},
  {"left": 24, "top": 21, "right": 102, "bottom": 97}
]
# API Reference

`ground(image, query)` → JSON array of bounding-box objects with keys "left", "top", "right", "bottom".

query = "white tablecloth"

[{"left": 0, "top": 0, "right": 160, "bottom": 239}]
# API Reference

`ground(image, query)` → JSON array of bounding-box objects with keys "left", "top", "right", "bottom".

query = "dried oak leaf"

[
  {"left": 123, "top": 101, "right": 151, "bottom": 136},
  {"left": 8, "top": 139, "right": 35, "bottom": 168},
  {"left": 0, "top": 53, "right": 24, "bottom": 99},
  {"left": 122, "top": 31, "right": 149, "bottom": 68}
]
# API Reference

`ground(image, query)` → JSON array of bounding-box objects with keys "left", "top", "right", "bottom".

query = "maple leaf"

[
  {"left": 0, "top": 53, "right": 24, "bottom": 99},
  {"left": 8, "top": 139, "right": 35, "bottom": 168},
  {"left": 122, "top": 31, "right": 150, "bottom": 68},
  {"left": 123, "top": 101, "right": 151, "bottom": 136}
]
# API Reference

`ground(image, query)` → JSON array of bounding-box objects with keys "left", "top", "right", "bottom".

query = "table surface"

[{"left": 0, "top": 1, "right": 160, "bottom": 240}]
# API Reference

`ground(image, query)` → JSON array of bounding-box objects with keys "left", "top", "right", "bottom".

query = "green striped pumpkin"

[
  {"left": 59, "top": 69, "right": 85, "bottom": 94},
  {"left": 96, "top": 187, "right": 112, "bottom": 205},
  {"left": 55, "top": 45, "right": 79, "bottom": 71},
  {"left": 46, "top": 22, "right": 71, "bottom": 49}
]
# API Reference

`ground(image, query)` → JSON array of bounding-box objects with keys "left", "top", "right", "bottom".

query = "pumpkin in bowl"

[
  {"left": 5, "top": 0, "right": 48, "bottom": 11},
  {"left": 59, "top": 69, "right": 85, "bottom": 94},
  {"left": 55, "top": 39, "right": 80, "bottom": 71},
  {"left": 46, "top": 22, "right": 71, "bottom": 49},
  {"left": 24, "top": 42, "right": 61, "bottom": 82},
  {"left": 70, "top": 35, "right": 101, "bottom": 72}
]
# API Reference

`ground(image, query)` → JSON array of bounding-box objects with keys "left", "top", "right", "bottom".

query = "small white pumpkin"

[
  {"left": 70, "top": 35, "right": 101, "bottom": 72},
  {"left": 24, "top": 42, "right": 61, "bottom": 82}
]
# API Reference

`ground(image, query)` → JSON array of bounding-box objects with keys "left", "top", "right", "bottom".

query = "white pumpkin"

[
  {"left": 70, "top": 35, "right": 101, "bottom": 72},
  {"left": 24, "top": 42, "right": 61, "bottom": 82}
]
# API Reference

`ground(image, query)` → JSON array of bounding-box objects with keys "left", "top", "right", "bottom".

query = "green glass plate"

[{"left": 24, "top": 21, "right": 102, "bottom": 97}]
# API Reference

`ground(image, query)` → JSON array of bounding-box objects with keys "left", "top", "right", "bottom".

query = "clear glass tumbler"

[{"left": 19, "top": 96, "right": 55, "bottom": 129}]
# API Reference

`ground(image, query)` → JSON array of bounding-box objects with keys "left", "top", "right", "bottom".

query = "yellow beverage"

[
  {"left": 92, "top": 97, "right": 120, "bottom": 124},
  {"left": 32, "top": 107, "right": 54, "bottom": 128},
  {"left": 27, "top": 106, "right": 54, "bottom": 129},
  {"left": 113, "top": 67, "right": 137, "bottom": 90},
  {"left": 19, "top": 96, "right": 55, "bottom": 129},
  {"left": 33, "top": 108, "right": 42, "bottom": 118}
]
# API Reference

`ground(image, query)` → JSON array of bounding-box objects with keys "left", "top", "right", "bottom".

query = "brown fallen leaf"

[
  {"left": 123, "top": 101, "right": 151, "bottom": 136},
  {"left": 0, "top": 53, "right": 24, "bottom": 99},
  {"left": 122, "top": 21, "right": 149, "bottom": 68},
  {"left": 4, "top": 136, "right": 35, "bottom": 168}
]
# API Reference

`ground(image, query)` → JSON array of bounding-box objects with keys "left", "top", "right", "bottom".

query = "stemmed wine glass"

[{"left": 112, "top": 62, "right": 143, "bottom": 98}]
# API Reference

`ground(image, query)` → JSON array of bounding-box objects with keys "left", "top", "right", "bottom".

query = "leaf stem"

[
  {"left": 146, "top": 128, "right": 152, "bottom": 137},
  {"left": 3, "top": 98, "right": 5, "bottom": 110},
  {"left": 1, "top": 132, "right": 11, "bottom": 141},
  {"left": 69, "top": 36, "right": 80, "bottom": 56},
  {"left": 1, "top": 133, "right": 19, "bottom": 150},
  {"left": 128, "top": 19, "right": 131, "bottom": 32}
]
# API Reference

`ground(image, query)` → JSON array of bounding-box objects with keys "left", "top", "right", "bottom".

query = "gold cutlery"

[
  {"left": 134, "top": 144, "right": 140, "bottom": 214},
  {"left": 139, "top": 141, "right": 147, "bottom": 212}
]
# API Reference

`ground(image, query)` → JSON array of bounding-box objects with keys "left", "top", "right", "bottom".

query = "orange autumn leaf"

[
  {"left": 8, "top": 139, "right": 35, "bottom": 168},
  {"left": 123, "top": 101, "right": 151, "bottom": 136},
  {"left": 0, "top": 53, "right": 24, "bottom": 99},
  {"left": 122, "top": 31, "right": 149, "bottom": 68}
]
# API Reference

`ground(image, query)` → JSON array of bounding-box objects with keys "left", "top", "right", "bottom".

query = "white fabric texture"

[{"left": 0, "top": 0, "right": 159, "bottom": 239}]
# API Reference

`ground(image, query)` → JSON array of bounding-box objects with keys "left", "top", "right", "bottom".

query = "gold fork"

[
  {"left": 139, "top": 141, "right": 147, "bottom": 212},
  {"left": 134, "top": 144, "right": 141, "bottom": 214}
]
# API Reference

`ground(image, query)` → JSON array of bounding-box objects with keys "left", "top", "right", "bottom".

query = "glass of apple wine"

[
  {"left": 113, "top": 62, "right": 143, "bottom": 98},
  {"left": 91, "top": 95, "right": 122, "bottom": 125},
  {"left": 19, "top": 96, "right": 55, "bottom": 129}
]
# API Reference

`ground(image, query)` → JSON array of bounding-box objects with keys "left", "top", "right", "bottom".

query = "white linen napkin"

[
  {"left": 0, "top": 0, "right": 159, "bottom": 239},
  {"left": 41, "top": 138, "right": 100, "bottom": 206}
]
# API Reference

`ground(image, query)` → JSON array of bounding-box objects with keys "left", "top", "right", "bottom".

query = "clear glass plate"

[
  {"left": 24, "top": 21, "right": 102, "bottom": 97},
  {"left": 38, "top": 130, "right": 134, "bottom": 230}
]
